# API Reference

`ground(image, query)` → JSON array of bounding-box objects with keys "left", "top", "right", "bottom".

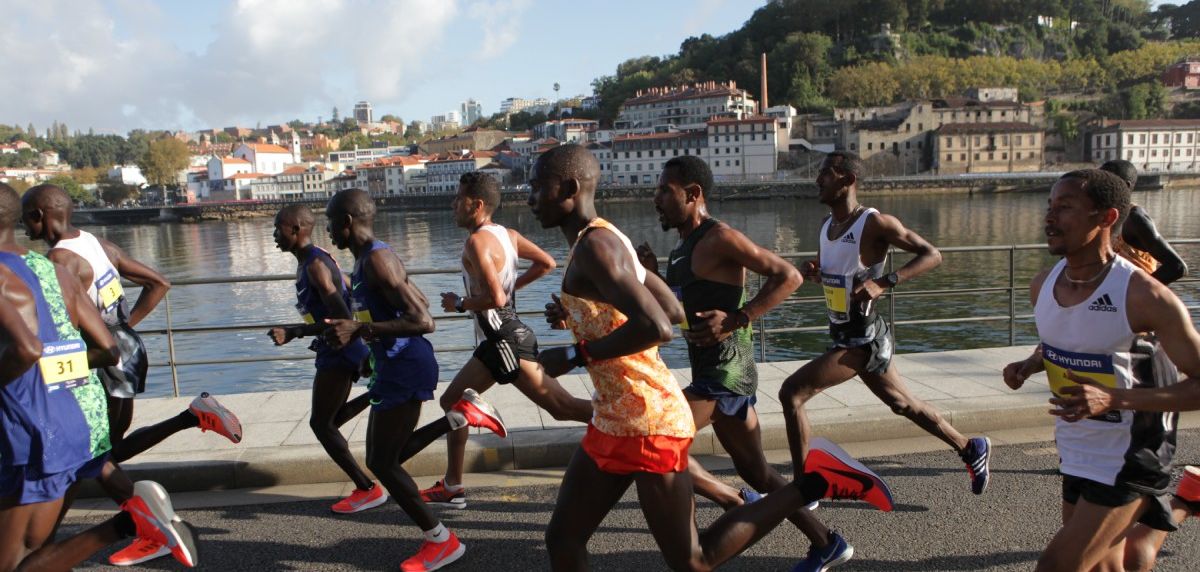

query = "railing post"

[
  {"left": 1008, "top": 246, "right": 1016, "bottom": 346},
  {"left": 756, "top": 273, "right": 767, "bottom": 362},
  {"left": 887, "top": 249, "right": 896, "bottom": 345},
  {"left": 164, "top": 292, "right": 180, "bottom": 397}
]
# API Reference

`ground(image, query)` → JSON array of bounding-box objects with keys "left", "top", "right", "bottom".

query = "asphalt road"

[{"left": 67, "top": 431, "right": 1200, "bottom": 571}]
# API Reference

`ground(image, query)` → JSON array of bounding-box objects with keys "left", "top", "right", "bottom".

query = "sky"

[{"left": 0, "top": 0, "right": 759, "bottom": 135}]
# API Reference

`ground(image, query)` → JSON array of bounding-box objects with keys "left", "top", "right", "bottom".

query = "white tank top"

[
  {"left": 54, "top": 230, "right": 126, "bottom": 326},
  {"left": 1035, "top": 256, "right": 1147, "bottom": 486},
  {"left": 464, "top": 224, "right": 520, "bottom": 337},
  {"left": 818, "top": 208, "right": 882, "bottom": 325}
]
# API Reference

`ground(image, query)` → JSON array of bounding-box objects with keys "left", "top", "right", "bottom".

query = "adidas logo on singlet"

[
  {"left": 840, "top": 232, "right": 856, "bottom": 244},
  {"left": 1087, "top": 293, "right": 1118, "bottom": 313}
]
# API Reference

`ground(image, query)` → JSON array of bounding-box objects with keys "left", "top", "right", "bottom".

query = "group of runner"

[{"left": 2, "top": 144, "right": 1199, "bottom": 572}]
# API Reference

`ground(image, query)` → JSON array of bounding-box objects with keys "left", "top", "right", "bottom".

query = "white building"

[
  {"left": 206, "top": 155, "right": 252, "bottom": 182},
  {"left": 326, "top": 145, "right": 412, "bottom": 166},
  {"left": 354, "top": 101, "right": 373, "bottom": 124},
  {"left": 587, "top": 142, "right": 614, "bottom": 184},
  {"left": 356, "top": 156, "right": 429, "bottom": 196},
  {"left": 614, "top": 81, "right": 758, "bottom": 132},
  {"left": 107, "top": 165, "right": 147, "bottom": 186},
  {"left": 534, "top": 119, "right": 599, "bottom": 143},
  {"left": 610, "top": 116, "right": 779, "bottom": 185},
  {"left": 461, "top": 99, "right": 483, "bottom": 126},
  {"left": 232, "top": 142, "right": 299, "bottom": 175},
  {"left": 1090, "top": 119, "right": 1200, "bottom": 173},
  {"left": 425, "top": 151, "right": 497, "bottom": 194}
]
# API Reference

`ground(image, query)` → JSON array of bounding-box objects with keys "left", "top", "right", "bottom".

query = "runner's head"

[
  {"left": 1046, "top": 169, "right": 1130, "bottom": 256},
  {"left": 1099, "top": 159, "right": 1137, "bottom": 191},
  {"left": 19, "top": 183, "right": 74, "bottom": 243},
  {"left": 274, "top": 204, "right": 315, "bottom": 253},
  {"left": 528, "top": 143, "right": 599, "bottom": 229},
  {"left": 656, "top": 155, "right": 713, "bottom": 232},
  {"left": 325, "top": 188, "right": 375, "bottom": 250},
  {"left": 453, "top": 171, "right": 500, "bottom": 230},
  {"left": 817, "top": 151, "right": 863, "bottom": 206},
  {"left": 0, "top": 182, "right": 19, "bottom": 231}
]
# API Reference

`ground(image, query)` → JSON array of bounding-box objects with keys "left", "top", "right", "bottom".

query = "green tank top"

[
  {"left": 666, "top": 218, "right": 757, "bottom": 396},
  {"left": 23, "top": 251, "right": 112, "bottom": 458}
]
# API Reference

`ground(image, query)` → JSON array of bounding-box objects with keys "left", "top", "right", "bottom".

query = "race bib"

[
  {"left": 39, "top": 339, "right": 89, "bottom": 391},
  {"left": 295, "top": 302, "right": 315, "bottom": 325},
  {"left": 1042, "top": 343, "right": 1121, "bottom": 423},
  {"left": 351, "top": 300, "right": 372, "bottom": 323},
  {"left": 821, "top": 273, "right": 849, "bottom": 317},
  {"left": 95, "top": 269, "right": 124, "bottom": 312},
  {"left": 671, "top": 286, "right": 689, "bottom": 330}
]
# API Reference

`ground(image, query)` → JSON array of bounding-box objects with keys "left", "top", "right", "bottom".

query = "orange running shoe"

[
  {"left": 121, "top": 481, "right": 197, "bottom": 568},
  {"left": 420, "top": 480, "right": 466, "bottom": 509},
  {"left": 108, "top": 537, "right": 170, "bottom": 566},
  {"left": 804, "top": 437, "right": 894, "bottom": 513},
  {"left": 331, "top": 483, "right": 388, "bottom": 514},
  {"left": 190, "top": 392, "right": 242, "bottom": 443},
  {"left": 400, "top": 532, "right": 465, "bottom": 571},
  {"left": 451, "top": 389, "right": 507, "bottom": 438},
  {"left": 1177, "top": 465, "right": 1200, "bottom": 516}
]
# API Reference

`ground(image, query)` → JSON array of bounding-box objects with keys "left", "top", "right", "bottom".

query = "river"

[{"left": 20, "top": 188, "right": 1200, "bottom": 398}]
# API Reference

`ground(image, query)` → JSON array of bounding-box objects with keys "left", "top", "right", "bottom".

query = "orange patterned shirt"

[
  {"left": 1114, "top": 234, "right": 1158, "bottom": 275},
  {"left": 561, "top": 218, "right": 695, "bottom": 439}
]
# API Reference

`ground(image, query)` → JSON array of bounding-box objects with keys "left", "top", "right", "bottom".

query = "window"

[
  {"left": 945, "top": 137, "right": 952, "bottom": 149},
  {"left": 1153, "top": 134, "right": 1159, "bottom": 144},
  {"left": 636, "top": 151, "right": 642, "bottom": 158},
  {"left": 1190, "top": 133, "right": 1195, "bottom": 144},
  {"left": 1002, "top": 136, "right": 1009, "bottom": 146},
  {"left": 1140, "top": 134, "right": 1147, "bottom": 144},
  {"left": 1127, "top": 150, "right": 1133, "bottom": 159},
  {"left": 735, "top": 148, "right": 740, "bottom": 153},
  {"left": 1152, "top": 150, "right": 1158, "bottom": 157},
  {"left": 1128, "top": 134, "right": 1134, "bottom": 145},
  {"left": 905, "top": 141, "right": 911, "bottom": 149},
  {"left": 1177, "top": 133, "right": 1183, "bottom": 143},
  {"left": 1002, "top": 153, "right": 1008, "bottom": 160},
  {"left": 974, "top": 153, "right": 980, "bottom": 160},
  {"left": 1176, "top": 149, "right": 1181, "bottom": 156},
  {"left": 850, "top": 143, "right": 857, "bottom": 150},
  {"left": 988, "top": 152, "right": 994, "bottom": 160},
  {"left": 918, "top": 123, "right": 923, "bottom": 131},
  {"left": 906, "top": 123, "right": 911, "bottom": 132},
  {"left": 946, "top": 154, "right": 953, "bottom": 161},
  {"left": 1016, "top": 152, "right": 1022, "bottom": 159},
  {"left": 867, "top": 142, "right": 873, "bottom": 151},
  {"left": 974, "top": 136, "right": 981, "bottom": 146},
  {"left": 735, "top": 160, "right": 740, "bottom": 166},
  {"left": 1139, "top": 150, "right": 1145, "bottom": 157}
]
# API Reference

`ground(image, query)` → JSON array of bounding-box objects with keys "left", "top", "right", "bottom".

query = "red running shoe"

[
  {"left": 332, "top": 483, "right": 388, "bottom": 514},
  {"left": 1177, "top": 465, "right": 1200, "bottom": 517},
  {"left": 420, "top": 480, "right": 467, "bottom": 509},
  {"left": 121, "top": 481, "right": 198, "bottom": 567},
  {"left": 108, "top": 537, "right": 170, "bottom": 566},
  {"left": 190, "top": 392, "right": 243, "bottom": 443},
  {"left": 451, "top": 389, "right": 507, "bottom": 438},
  {"left": 400, "top": 532, "right": 466, "bottom": 571},
  {"left": 804, "top": 437, "right": 894, "bottom": 512}
]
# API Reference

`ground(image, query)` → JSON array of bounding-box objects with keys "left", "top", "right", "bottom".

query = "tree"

[
  {"left": 99, "top": 181, "right": 140, "bottom": 206},
  {"left": 138, "top": 137, "right": 190, "bottom": 190},
  {"left": 380, "top": 114, "right": 403, "bottom": 124},
  {"left": 44, "top": 174, "right": 96, "bottom": 206},
  {"left": 25, "top": 123, "right": 35, "bottom": 140}
]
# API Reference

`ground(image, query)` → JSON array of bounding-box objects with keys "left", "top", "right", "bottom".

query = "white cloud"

[{"left": 468, "top": 0, "right": 532, "bottom": 61}]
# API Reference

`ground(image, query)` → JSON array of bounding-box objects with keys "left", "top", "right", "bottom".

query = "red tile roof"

[
  {"left": 936, "top": 122, "right": 1042, "bottom": 134},
  {"left": 242, "top": 143, "right": 291, "bottom": 154}
]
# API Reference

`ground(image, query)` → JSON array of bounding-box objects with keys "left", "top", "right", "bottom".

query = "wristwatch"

[
  {"left": 882, "top": 272, "right": 900, "bottom": 288},
  {"left": 565, "top": 345, "right": 586, "bottom": 368},
  {"left": 454, "top": 296, "right": 466, "bottom": 313},
  {"left": 734, "top": 309, "right": 752, "bottom": 329}
]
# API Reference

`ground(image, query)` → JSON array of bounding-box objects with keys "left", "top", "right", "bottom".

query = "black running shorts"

[
  {"left": 1061, "top": 474, "right": 1178, "bottom": 532},
  {"left": 472, "top": 322, "right": 538, "bottom": 384}
]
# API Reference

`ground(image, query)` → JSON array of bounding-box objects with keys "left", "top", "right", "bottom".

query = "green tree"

[
  {"left": 44, "top": 174, "right": 95, "bottom": 205},
  {"left": 138, "top": 138, "right": 190, "bottom": 190},
  {"left": 99, "top": 181, "right": 140, "bottom": 206}
]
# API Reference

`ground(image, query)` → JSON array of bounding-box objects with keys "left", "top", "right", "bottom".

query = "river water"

[{"left": 21, "top": 189, "right": 1200, "bottom": 397}]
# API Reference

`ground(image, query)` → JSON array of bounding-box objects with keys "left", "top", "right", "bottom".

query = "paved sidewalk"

[{"left": 88, "top": 345, "right": 1101, "bottom": 495}]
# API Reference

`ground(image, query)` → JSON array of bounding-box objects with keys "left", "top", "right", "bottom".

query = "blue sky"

[{"left": 0, "top": 0, "right": 760, "bottom": 134}]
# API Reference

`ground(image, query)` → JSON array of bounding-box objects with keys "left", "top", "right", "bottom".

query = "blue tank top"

[
  {"left": 350, "top": 240, "right": 419, "bottom": 359},
  {"left": 297, "top": 246, "right": 367, "bottom": 357},
  {"left": 0, "top": 252, "right": 98, "bottom": 474}
]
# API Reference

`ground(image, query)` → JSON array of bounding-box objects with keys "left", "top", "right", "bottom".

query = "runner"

[
  {"left": 322, "top": 188, "right": 508, "bottom": 571},
  {"left": 1098, "top": 159, "right": 1188, "bottom": 285},
  {"left": 635, "top": 155, "right": 851, "bottom": 571},
  {"left": 1000, "top": 168, "right": 1200, "bottom": 571},
  {"left": 21, "top": 183, "right": 241, "bottom": 565},
  {"left": 529, "top": 144, "right": 894, "bottom": 571},
  {"left": 268, "top": 205, "right": 380, "bottom": 514},
  {"left": 422, "top": 172, "right": 591, "bottom": 509},
  {"left": 778, "top": 151, "right": 992, "bottom": 497},
  {"left": 0, "top": 183, "right": 196, "bottom": 570}
]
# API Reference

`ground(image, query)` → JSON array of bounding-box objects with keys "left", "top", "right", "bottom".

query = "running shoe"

[
  {"left": 331, "top": 483, "right": 388, "bottom": 514},
  {"left": 400, "top": 532, "right": 466, "bottom": 571},
  {"left": 960, "top": 437, "right": 991, "bottom": 495},
  {"left": 804, "top": 437, "right": 894, "bottom": 512},
  {"left": 108, "top": 537, "right": 171, "bottom": 566},
  {"left": 190, "top": 392, "right": 243, "bottom": 443},
  {"left": 420, "top": 480, "right": 467, "bottom": 509},
  {"left": 739, "top": 487, "right": 818, "bottom": 511},
  {"left": 791, "top": 531, "right": 853, "bottom": 572},
  {"left": 121, "top": 481, "right": 198, "bottom": 568},
  {"left": 1176, "top": 465, "right": 1200, "bottom": 516},
  {"left": 451, "top": 388, "right": 507, "bottom": 438}
]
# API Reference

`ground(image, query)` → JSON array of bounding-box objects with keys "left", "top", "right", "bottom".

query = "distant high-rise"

[
  {"left": 354, "top": 101, "right": 373, "bottom": 124},
  {"left": 461, "top": 99, "right": 483, "bottom": 126}
]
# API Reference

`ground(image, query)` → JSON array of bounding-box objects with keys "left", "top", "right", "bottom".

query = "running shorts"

[
  {"left": 1062, "top": 474, "right": 1178, "bottom": 532},
  {"left": 368, "top": 337, "right": 438, "bottom": 412},
  {"left": 472, "top": 322, "right": 538, "bottom": 384},
  {"left": 96, "top": 323, "right": 148, "bottom": 398},
  {"left": 581, "top": 424, "right": 692, "bottom": 475},
  {"left": 830, "top": 313, "right": 893, "bottom": 376},
  {"left": 0, "top": 454, "right": 106, "bottom": 506},
  {"left": 314, "top": 339, "right": 370, "bottom": 377},
  {"left": 684, "top": 381, "right": 757, "bottom": 421}
]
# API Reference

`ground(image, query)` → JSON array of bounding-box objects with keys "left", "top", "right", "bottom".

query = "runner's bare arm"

[
  {"left": 571, "top": 232, "right": 675, "bottom": 359},
  {"left": 46, "top": 247, "right": 94, "bottom": 291},
  {"left": 711, "top": 226, "right": 802, "bottom": 321},
  {"left": 0, "top": 277, "right": 41, "bottom": 384},
  {"left": 1123, "top": 208, "right": 1188, "bottom": 285},
  {"left": 853, "top": 213, "right": 942, "bottom": 303},
  {"left": 644, "top": 270, "right": 685, "bottom": 326},
  {"left": 511, "top": 229, "right": 556, "bottom": 290},
  {"left": 1052, "top": 274, "right": 1200, "bottom": 416},
  {"left": 271, "top": 258, "right": 349, "bottom": 345},
  {"left": 100, "top": 238, "right": 170, "bottom": 328},
  {"left": 57, "top": 263, "right": 118, "bottom": 368},
  {"left": 1003, "top": 270, "right": 1050, "bottom": 390},
  {"left": 635, "top": 241, "right": 662, "bottom": 279}
]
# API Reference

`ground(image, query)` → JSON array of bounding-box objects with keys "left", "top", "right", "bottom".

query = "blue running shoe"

[
  {"left": 791, "top": 531, "right": 853, "bottom": 572},
  {"left": 740, "top": 487, "right": 819, "bottom": 511},
  {"left": 961, "top": 437, "right": 991, "bottom": 495}
]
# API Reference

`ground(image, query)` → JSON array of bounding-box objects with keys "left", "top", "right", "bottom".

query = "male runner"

[
  {"left": 635, "top": 155, "right": 851, "bottom": 571},
  {"left": 1099, "top": 159, "right": 1188, "bottom": 284},
  {"left": 422, "top": 172, "right": 591, "bottom": 508},
  {"left": 778, "top": 151, "right": 992, "bottom": 496},
  {"left": 22, "top": 184, "right": 241, "bottom": 565},
  {"left": 322, "top": 188, "right": 507, "bottom": 571},
  {"left": 0, "top": 183, "right": 196, "bottom": 570},
  {"left": 268, "top": 205, "right": 380, "bottom": 514},
  {"left": 529, "top": 144, "right": 893, "bottom": 571},
  {"left": 999, "top": 168, "right": 1200, "bottom": 571}
]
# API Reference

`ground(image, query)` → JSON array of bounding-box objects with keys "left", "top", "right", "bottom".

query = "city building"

[
  {"left": 1089, "top": 119, "right": 1200, "bottom": 173},
  {"left": 934, "top": 123, "right": 1043, "bottom": 174},
  {"left": 231, "top": 141, "right": 300, "bottom": 175},
  {"left": 431, "top": 111, "right": 462, "bottom": 132},
  {"left": 418, "top": 128, "right": 510, "bottom": 156},
  {"left": 612, "top": 131, "right": 708, "bottom": 186},
  {"left": 205, "top": 155, "right": 252, "bottom": 182},
  {"left": 1162, "top": 60, "right": 1200, "bottom": 90},
  {"left": 355, "top": 155, "right": 428, "bottom": 196},
  {"left": 532, "top": 119, "right": 599, "bottom": 143},
  {"left": 354, "top": 101, "right": 373, "bottom": 124},
  {"left": 499, "top": 97, "right": 552, "bottom": 115},
  {"left": 614, "top": 81, "right": 758, "bottom": 132},
  {"left": 609, "top": 116, "right": 779, "bottom": 185},
  {"left": 581, "top": 95, "right": 601, "bottom": 111},
  {"left": 461, "top": 99, "right": 483, "bottom": 126},
  {"left": 425, "top": 151, "right": 497, "bottom": 194},
  {"left": 326, "top": 145, "right": 413, "bottom": 166},
  {"left": 587, "top": 142, "right": 614, "bottom": 184},
  {"left": 108, "top": 165, "right": 148, "bottom": 187},
  {"left": 965, "top": 87, "right": 1019, "bottom": 103}
]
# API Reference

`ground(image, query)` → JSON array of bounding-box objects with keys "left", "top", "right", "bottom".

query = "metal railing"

[{"left": 135, "top": 240, "right": 1200, "bottom": 397}]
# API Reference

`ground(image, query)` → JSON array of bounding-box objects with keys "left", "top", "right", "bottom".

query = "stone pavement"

[{"left": 86, "top": 345, "right": 1109, "bottom": 495}]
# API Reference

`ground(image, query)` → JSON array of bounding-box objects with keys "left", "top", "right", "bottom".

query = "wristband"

[
  {"left": 454, "top": 296, "right": 466, "bottom": 313},
  {"left": 570, "top": 340, "right": 593, "bottom": 367},
  {"left": 735, "top": 309, "right": 752, "bottom": 329}
]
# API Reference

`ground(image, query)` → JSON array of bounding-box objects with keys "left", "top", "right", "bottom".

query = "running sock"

[
  {"left": 446, "top": 410, "right": 468, "bottom": 431},
  {"left": 114, "top": 510, "right": 137, "bottom": 538},
  {"left": 441, "top": 480, "right": 464, "bottom": 493},
  {"left": 181, "top": 409, "right": 200, "bottom": 427},
  {"left": 423, "top": 523, "right": 451, "bottom": 543}
]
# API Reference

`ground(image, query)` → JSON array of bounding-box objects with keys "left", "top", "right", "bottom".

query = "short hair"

[
  {"left": 0, "top": 182, "right": 19, "bottom": 226},
  {"left": 459, "top": 171, "right": 501, "bottom": 213},
  {"left": 1060, "top": 169, "right": 1131, "bottom": 227},
  {"left": 825, "top": 150, "right": 865, "bottom": 180},
  {"left": 663, "top": 155, "right": 714, "bottom": 198},
  {"left": 1099, "top": 159, "right": 1137, "bottom": 190},
  {"left": 328, "top": 188, "right": 376, "bottom": 220},
  {"left": 277, "top": 204, "right": 315, "bottom": 228},
  {"left": 535, "top": 144, "right": 599, "bottom": 183}
]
